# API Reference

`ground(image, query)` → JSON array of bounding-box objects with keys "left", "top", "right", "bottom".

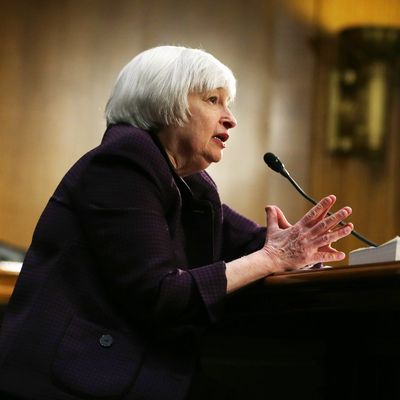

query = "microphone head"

[{"left": 263, "top": 152, "right": 286, "bottom": 175}]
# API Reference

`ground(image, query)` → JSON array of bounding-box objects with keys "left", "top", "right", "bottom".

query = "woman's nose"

[{"left": 221, "top": 109, "right": 237, "bottom": 130}]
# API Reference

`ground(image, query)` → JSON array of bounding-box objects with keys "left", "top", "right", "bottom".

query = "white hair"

[{"left": 105, "top": 46, "right": 236, "bottom": 130}]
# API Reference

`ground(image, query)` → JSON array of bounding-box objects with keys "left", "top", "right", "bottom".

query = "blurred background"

[{"left": 0, "top": 0, "right": 399, "bottom": 264}]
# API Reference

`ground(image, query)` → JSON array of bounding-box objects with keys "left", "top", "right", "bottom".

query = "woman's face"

[{"left": 157, "top": 87, "right": 237, "bottom": 176}]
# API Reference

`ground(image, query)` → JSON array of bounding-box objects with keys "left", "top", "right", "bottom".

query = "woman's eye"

[{"left": 208, "top": 96, "right": 218, "bottom": 104}]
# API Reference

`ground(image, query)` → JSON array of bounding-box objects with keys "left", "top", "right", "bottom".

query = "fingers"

[
  {"left": 265, "top": 206, "right": 292, "bottom": 230},
  {"left": 262, "top": 196, "right": 354, "bottom": 271},
  {"left": 312, "top": 247, "right": 346, "bottom": 263},
  {"left": 313, "top": 222, "right": 353, "bottom": 249},
  {"left": 275, "top": 207, "right": 292, "bottom": 229},
  {"left": 265, "top": 206, "right": 278, "bottom": 231},
  {"left": 308, "top": 206, "right": 352, "bottom": 239},
  {"left": 295, "top": 195, "right": 353, "bottom": 264},
  {"left": 301, "top": 195, "right": 336, "bottom": 227},
  {"left": 303, "top": 196, "right": 353, "bottom": 252}
]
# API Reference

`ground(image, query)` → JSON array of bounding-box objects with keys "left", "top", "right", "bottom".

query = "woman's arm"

[{"left": 225, "top": 195, "right": 353, "bottom": 294}]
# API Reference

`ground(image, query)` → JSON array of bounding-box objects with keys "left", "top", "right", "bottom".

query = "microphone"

[{"left": 263, "top": 152, "right": 378, "bottom": 247}]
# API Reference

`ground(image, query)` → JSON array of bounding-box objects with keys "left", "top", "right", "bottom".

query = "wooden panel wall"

[
  {"left": 2, "top": 0, "right": 397, "bottom": 266},
  {"left": 310, "top": 0, "right": 400, "bottom": 262},
  {"left": 0, "top": 0, "right": 316, "bottom": 249}
]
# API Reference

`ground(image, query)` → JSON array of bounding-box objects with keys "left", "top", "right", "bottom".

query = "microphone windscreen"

[{"left": 263, "top": 152, "right": 284, "bottom": 174}]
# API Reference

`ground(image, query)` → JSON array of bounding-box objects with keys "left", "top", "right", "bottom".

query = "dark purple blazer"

[{"left": 0, "top": 124, "right": 266, "bottom": 400}]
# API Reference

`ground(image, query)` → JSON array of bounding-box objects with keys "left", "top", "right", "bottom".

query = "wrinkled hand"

[{"left": 263, "top": 195, "right": 353, "bottom": 273}]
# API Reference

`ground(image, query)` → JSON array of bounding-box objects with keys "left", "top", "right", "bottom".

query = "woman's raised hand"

[
  {"left": 225, "top": 195, "right": 353, "bottom": 294},
  {"left": 262, "top": 195, "right": 353, "bottom": 273}
]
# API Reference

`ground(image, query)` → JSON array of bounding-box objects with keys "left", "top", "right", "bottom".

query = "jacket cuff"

[{"left": 188, "top": 262, "right": 227, "bottom": 323}]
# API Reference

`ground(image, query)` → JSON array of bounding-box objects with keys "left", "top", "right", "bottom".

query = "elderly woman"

[{"left": 0, "top": 46, "right": 353, "bottom": 400}]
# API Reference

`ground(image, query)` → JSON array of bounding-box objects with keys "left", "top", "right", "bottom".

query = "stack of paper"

[{"left": 349, "top": 236, "right": 400, "bottom": 266}]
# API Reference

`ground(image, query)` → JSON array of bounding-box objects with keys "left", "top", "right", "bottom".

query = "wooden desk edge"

[{"left": 264, "top": 261, "right": 400, "bottom": 287}]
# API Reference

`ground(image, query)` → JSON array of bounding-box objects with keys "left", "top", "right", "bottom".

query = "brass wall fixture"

[{"left": 327, "top": 26, "right": 400, "bottom": 157}]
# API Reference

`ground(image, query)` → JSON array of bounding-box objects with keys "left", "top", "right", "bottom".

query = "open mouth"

[{"left": 212, "top": 132, "right": 229, "bottom": 144}]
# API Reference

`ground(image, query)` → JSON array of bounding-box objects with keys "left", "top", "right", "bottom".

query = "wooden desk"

[
  {"left": 263, "top": 261, "right": 400, "bottom": 312},
  {"left": 266, "top": 261, "right": 400, "bottom": 287},
  {"left": 202, "top": 261, "right": 400, "bottom": 400},
  {"left": 206, "top": 261, "right": 400, "bottom": 321}
]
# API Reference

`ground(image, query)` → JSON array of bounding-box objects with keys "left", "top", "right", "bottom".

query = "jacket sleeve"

[
  {"left": 221, "top": 204, "right": 267, "bottom": 262},
  {"left": 72, "top": 149, "right": 227, "bottom": 327}
]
